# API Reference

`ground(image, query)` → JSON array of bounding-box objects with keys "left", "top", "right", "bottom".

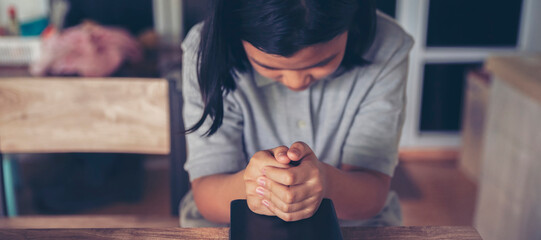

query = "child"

[{"left": 180, "top": 0, "right": 413, "bottom": 227}]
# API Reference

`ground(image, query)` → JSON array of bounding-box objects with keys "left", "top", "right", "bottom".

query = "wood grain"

[
  {"left": 476, "top": 55, "right": 541, "bottom": 240},
  {"left": 0, "top": 215, "right": 179, "bottom": 229},
  {"left": 474, "top": 78, "right": 541, "bottom": 240},
  {"left": 399, "top": 148, "right": 459, "bottom": 162},
  {"left": 485, "top": 54, "right": 541, "bottom": 104},
  {"left": 391, "top": 162, "right": 477, "bottom": 226},
  {"left": 341, "top": 226, "right": 482, "bottom": 240},
  {"left": 0, "top": 226, "right": 482, "bottom": 240},
  {"left": 0, "top": 228, "right": 229, "bottom": 240},
  {"left": 459, "top": 71, "right": 490, "bottom": 183},
  {"left": 0, "top": 78, "right": 170, "bottom": 154}
]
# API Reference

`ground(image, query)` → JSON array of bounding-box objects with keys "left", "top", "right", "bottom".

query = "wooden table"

[{"left": 0, "top": 226, "right": 482, "bottom": 239}]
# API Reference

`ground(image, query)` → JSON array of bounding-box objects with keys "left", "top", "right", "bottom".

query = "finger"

[
  {"left": 246, "top": 182, "right": 275, "bottom": 216},
  {"left": 262, "top": 186, "right": 319, "bottom": 213},
  {"left": 256, "top": 187, "right": 284, "bottom": 215},
  {"left": 263, "top": 198, "right": 318, "bottom": 222},
  {"left": 287, "top": 141, "right": 314, "bottom": 162},
  {"left": 270, "top": 197, "right": 309, "bottom": 213},
  {"left": 259, "top": 176, "right": 313, "bottom": 204},
  {"left": 256, "top": 186, "right": 297, "bottom": 212},
  {"left": 270, "top": 145, "right": 291, "bottom": 164},
  {"left": 263, "top": 166, "right": 309, "bottom": 186},
  {"left": 250, "top": 150, "right": 289, "bottom": 172}
]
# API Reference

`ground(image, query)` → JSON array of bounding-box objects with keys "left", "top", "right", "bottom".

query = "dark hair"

[{"left": 186, "top": 0, "right": 376, "bottom": 136}]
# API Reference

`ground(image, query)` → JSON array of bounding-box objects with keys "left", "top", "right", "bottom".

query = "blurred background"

[{"left": 0, "top": 1, "right": 540, "bottom": 239}]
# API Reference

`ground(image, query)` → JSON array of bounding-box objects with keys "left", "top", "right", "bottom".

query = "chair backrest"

[
  {"left": 0, "top": 77, "right": 170, "bottom": 155},
  {"left": 0, "top": 77, "right": 189, "bottom": 217}
]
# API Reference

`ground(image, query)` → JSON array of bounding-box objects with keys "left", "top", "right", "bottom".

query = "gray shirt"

[{"left": 181, "top": 12, "right": 414, "bottom": 226}]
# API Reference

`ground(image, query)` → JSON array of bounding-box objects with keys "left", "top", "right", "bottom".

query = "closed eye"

[{"left": 251, "top": 53, "right": 339, "bottom": 71}]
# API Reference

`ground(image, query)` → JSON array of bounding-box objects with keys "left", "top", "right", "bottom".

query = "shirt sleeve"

[
  {"left": 341, "top": 27, "right": 414, "bottom": 177},
  {"left": 181, "top": 23, "right": 247, "bottom": 182}
]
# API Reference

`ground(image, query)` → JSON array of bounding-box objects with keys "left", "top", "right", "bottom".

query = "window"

[
  {"left": 426, "top": 0, "right": 523, "bottom": 47},
  {"left": 420, "top": 62, "right": 483, "bottom": 132}
]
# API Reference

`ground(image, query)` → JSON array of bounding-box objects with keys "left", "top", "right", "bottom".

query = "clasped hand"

[{"left": 244, "top": 141, "right": 327, "bottom": 222}]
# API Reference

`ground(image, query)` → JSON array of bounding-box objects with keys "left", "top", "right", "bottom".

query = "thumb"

[
  {"left": 287, "top": 141, "right": 313, "bottom": 162},
  {"left": 270, "top": 145, "right": 290, "bottom": 164}
]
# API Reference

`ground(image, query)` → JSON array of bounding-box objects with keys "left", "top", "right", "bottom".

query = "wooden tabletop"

[{"left": 0, "top": 226, "right": 482, "bottom": 240}]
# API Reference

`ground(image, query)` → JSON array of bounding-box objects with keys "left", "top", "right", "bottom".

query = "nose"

[{"left": 280, "top": 71, "right": 313, "bottom": 91}]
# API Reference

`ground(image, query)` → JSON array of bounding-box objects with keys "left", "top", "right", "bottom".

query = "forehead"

[{"left": 242, "top": 32, "right": 348, "bottom": 68}]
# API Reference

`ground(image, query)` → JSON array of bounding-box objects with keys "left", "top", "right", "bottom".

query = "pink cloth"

[{"left": 30, "top": 24, "right": 142, "bottom": 77}]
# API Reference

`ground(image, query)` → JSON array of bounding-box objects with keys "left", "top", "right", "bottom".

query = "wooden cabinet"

[
  {"left": 474, "top": 55, "right": 541, "bottom": 240},
  {"left": 460, "top": 71, "right": 491, "bottom": 183}
]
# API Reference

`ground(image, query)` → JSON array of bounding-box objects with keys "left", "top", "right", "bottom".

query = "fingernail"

[
  {"left": 256, "top": 187, "right": 265, "bottom": 196},
  {"left": 257, "top": 177, "right": 266, "bottom": 186},
  {"left": 277, "top": 152, "right": 285, "bottom": 157},
  {"left": 262, "top": 199, "right": 270, "bottom": 207}
]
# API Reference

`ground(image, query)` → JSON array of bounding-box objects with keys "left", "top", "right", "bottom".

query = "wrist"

[{"left": 321, "top": 162, "right": 336, "bottom": 199}]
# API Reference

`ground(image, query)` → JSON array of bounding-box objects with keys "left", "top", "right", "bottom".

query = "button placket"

[
  {"left": 297, "top": 120, "right": 307, "bottom": 129},
  {"left": 285, "top": 88, "right": 313, "bottom": 147}
]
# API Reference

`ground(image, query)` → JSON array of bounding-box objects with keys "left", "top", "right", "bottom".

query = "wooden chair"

[{"left": 0, "top": 77, "right": 189, "bottom": 220}]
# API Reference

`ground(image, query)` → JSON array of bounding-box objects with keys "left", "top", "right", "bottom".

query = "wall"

[{"left": 0, "top": 0, "right": 49, "bottom": 26}]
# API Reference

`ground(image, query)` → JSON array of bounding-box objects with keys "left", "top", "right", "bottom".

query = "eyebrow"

[{"left": 250, "top": 53, "right": 339, "bottom": 71}]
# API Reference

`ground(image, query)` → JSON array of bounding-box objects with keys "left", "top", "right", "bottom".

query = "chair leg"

[
  {"left": 2, "top": 154, "right": 19, "bottom": 216},
  {"left": 0, "top": 152, "right": 6, "bottom": 216},
  {"left": 168, "top": 79, "right": 190, "bottom": 216}
]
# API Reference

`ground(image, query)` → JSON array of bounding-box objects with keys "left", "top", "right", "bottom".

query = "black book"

[{"left": 230, "top": 198, "right": 343, "bottom": 240}]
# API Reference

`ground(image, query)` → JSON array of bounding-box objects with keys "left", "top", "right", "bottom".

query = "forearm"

[
  {"left": 191, "top": 170, "right": 246, "bottom": 223},
  {"left": 323, "top": 163, "right": 390, "bottom": 220}
]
